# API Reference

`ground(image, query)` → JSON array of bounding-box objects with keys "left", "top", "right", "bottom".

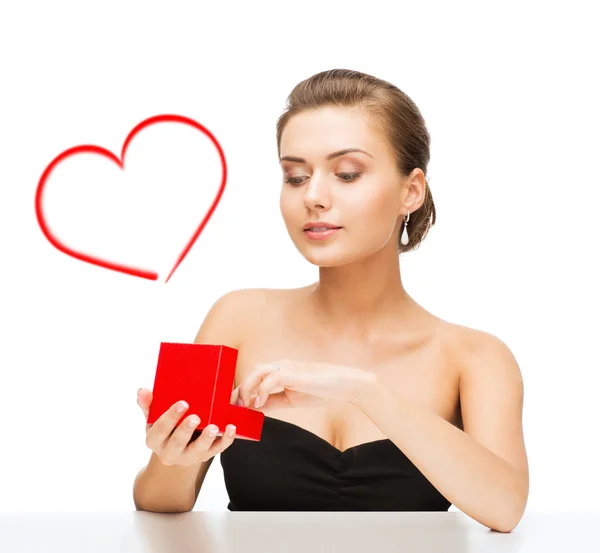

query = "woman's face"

[{"left": 279, "top": 106, "right": 408, "bottom": 267}]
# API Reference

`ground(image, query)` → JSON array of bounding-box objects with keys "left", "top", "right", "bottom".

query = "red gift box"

[{"left": 147, "top": 342, "right": 264, "bottom": 441}]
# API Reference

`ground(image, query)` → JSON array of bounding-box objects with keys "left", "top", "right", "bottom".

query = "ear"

[{"left": 401, "top": 169, "right": 427, "bottom": 215}]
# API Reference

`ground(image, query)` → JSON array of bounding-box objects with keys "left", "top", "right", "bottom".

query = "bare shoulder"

[
  {"left": 223, "top": 286, "right": 300, "bottom": 312},
  {"left": 230, "top": 287, "right": 300, "bottom": 333},
  {"left": 442, "top": 322, "right": 523, "bottom": 390},
  {"left": 213, "top": 287, "right": 275, "bottom": 312},
  {"left": 194, "top": 287, "right": 286, "bottom": 346},
  {"left": 219, "top": 287, "right": 287, "bottom": 318}
]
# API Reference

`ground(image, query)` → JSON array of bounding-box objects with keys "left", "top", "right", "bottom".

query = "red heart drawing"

[{"left": 34, "top": 114, "right": 227, "bottom": 282}]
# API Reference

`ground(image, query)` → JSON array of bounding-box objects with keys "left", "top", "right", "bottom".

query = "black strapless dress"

[{"left": 219, "top": 415, "right": 452, "bottom": 511}]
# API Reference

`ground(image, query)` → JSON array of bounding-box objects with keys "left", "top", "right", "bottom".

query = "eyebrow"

[{"left": 279, "top": 148, "right": 374, "bottom": 164}]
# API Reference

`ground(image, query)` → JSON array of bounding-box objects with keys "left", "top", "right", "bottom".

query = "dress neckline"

[{"left": 263, "top": 415, "right": 393, "bottom": 456}]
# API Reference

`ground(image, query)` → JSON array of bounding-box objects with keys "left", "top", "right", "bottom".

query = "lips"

[
  {"left": 303, "top": 224, "right": 341, "bottom": 231},
  {"left": 304, "top": 227, "right": 341, "bottom": 231}
]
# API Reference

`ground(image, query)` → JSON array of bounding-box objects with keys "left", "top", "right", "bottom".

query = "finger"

[
  {"left": 254, "top": 391, "right": 290, "bottom": 411},
  {"left": 254, "top": 371, "right": 283, "bottom": 408},
  {"left": 231, "top": 386, "right": 251, "bottom": 407},
  {"left": 137, "top": 388, "right": 152, "bottom": 420},
  {"left": 237, "top": 375, "right": 261, "bottom": 409},
  {"left": 182, "top": 423, "right": 224, "bottom": 460},
  {"left": 230, "top": 386, "right": 241, "bottom": 406},
  {"left": 160, "top": 414, "right": 202, "bottom": 462},
  {"left": 238, "top": 364, "right": 277, "bottom": 408},
  {"left": 185, "top": 423, "right": 237, "bottom": 462},
  {"left": 145, "top": 400, "right": 189, "bottom": 451}
]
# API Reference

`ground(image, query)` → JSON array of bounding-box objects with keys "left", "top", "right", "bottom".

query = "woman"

[{"left": 133, "top": 69, "right": 529, "bottom": 532}]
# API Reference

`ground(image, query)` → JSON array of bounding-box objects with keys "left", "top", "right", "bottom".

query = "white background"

[{"left": 1, "top": 0, "right": 598, "bottom": 514}]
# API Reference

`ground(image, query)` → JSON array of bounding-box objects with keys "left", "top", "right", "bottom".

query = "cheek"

[
  {"left": 279, "top": 193, "right": 293, "bottom": 219},
  {"left": 352, "top": 189, "right": 398, "bottom": 232},
  {"left": 338, "top": 195, "right": 397, "bottom": 252}
]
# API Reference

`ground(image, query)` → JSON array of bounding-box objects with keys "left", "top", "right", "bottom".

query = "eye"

[
  {"left": 337, "top": 172, "right": 361, "bottom": 182},
  {"left": 283, "top": 173, "right": 362, "bottom": 186},
  {"left": 284, "top": 176, "right": 307, "bottom": 186}
]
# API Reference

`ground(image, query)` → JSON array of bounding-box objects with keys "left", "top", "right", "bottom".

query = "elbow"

[
  {"left": 134, "top": 502, "right": 193, "bottom": 513},
  {"left": 491, "top": 515, "right": 521, "bottom": 533},
  {"left": 133, "top": 492, "right": 194, "bottom": 513},
  {"left": 490, "top": 484, "right": 529, "bottom": 533},
  {"left": 488, "top": 504, "right": 524, "bottom": 533}
]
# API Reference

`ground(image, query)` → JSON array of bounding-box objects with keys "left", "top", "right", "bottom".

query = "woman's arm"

[
  {"left": 133, "top": 289, "right": 250, "bottom": 512},
  {"left": 133, "top": 454, "right": 211, "bottom": 513},
  {"left": 350, "top": 332, "right": 529, "bottom": 533}
]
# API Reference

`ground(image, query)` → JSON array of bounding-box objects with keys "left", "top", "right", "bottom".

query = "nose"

[{"left": 303, "top": 173, "right": 332, "bottom": 211}]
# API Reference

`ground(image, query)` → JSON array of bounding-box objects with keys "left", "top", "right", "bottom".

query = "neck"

[{"left": 306, "top": 245, "right": 417, "bottom": 341}]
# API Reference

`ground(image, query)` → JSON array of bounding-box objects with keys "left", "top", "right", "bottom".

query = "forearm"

[
  {"left": 350, "top": 377, "right": 527, "bottom": 532},
  {"left": 133, "top": 453, "right": 199, "bottom": 513}
]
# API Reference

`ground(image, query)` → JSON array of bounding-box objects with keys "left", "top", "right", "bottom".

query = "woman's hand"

[
  {"left": 137, "top": 388, "right": 237, "bottom": 467},
  {"left": 232, "top": 359, "right": 377, "bottom": 411}
]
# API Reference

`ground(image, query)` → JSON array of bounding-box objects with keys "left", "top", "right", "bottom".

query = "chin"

[
  {"left": 290, "top": 229, "right": 390, "bottom": 267},
  {"left": 298, "top": 238, "right": 394, "bottom": 267},
  {"left": 300, "top": 247, "right": 360, "bottom": 268}
]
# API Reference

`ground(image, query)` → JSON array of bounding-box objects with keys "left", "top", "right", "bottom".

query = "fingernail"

[
  {"left": 177, "top": 401, "right": 188, "bottom": 412},
  {"left": 208, "top": 427, "right": 218, "bottom": 438},
  {"left": 254, "top": 396, "right": 260, "bottom": 408},
  {"left": 236, "top": 398, "right": 244, "bottom": 407},
  {"left": 228, "top": 425, "right": 236, "bottom": 437}
]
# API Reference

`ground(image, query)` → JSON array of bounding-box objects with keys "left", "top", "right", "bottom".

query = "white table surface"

[{"left": 0, "top": 510, "right": 597, "bottom": 552}]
